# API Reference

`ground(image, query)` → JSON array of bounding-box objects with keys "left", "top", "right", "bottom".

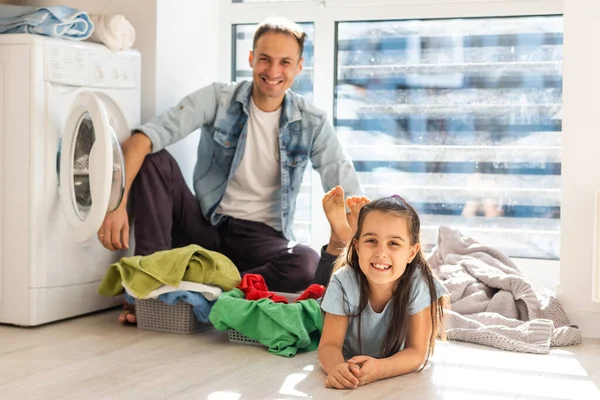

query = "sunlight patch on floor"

[
  {"left": 303, "top": 365, "right": 315, "bottom": 372},
  {"left": 434, "top": 387, "right": 518, "bottom": 400},
  {"left": 431, "top": 363, "right": 600, "bottom": 399},
  {"left": 207, "top": 392, "right": 242, "bottom": 400},
  {"left": 279, "top": 372, "right": 310, "bottom": 397},
  {"left": 432, "top": 342, "right": 589, "bottom": 377}
]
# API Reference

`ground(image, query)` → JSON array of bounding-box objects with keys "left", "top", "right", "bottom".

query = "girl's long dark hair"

[{"left": 332, "top": 195, "right": 446, "bottom": 369}]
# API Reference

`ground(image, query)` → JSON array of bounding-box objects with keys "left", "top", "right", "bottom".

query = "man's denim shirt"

[{"left": 138, "top": 80, "right": 363, "bottom": 240}]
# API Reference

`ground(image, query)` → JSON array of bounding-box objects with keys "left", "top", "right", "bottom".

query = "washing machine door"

[{"left": 59, "top": 91, "right": 126, "bottom": 242}]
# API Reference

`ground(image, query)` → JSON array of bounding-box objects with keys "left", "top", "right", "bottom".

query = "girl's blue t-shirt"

[{"left": 320, "top": 265, "right": 446, "bottom": 359}]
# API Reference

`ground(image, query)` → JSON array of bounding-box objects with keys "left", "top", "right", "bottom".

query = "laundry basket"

[
  {"left": 135, "top": 298, "right": 210, "bottom": 334},
  {"left": 226, "top": 291, "right": 301, "bottom": 346},
  {"left": 227, "top": 328, "right": 263, "bottom": 346}
]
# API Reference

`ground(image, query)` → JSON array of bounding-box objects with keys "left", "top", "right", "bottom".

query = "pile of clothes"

[
  {"left": 210, "top": 275, "right": 326, "bottom": 357},
  {"left": 99, "top": 245, "right": 327, "bottom": 357},
  {"left": 428, "top": 226, "right": 582, "bottom": 354},
  {"left": 99, "top": 244, "right": 241, "bottom": 324}
]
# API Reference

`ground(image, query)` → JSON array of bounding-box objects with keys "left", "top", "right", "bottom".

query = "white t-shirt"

[
  {"left": 216, "top": 99, "right": 282, "bottom": 231},
  {"left": 320, "top": 265, "right": 446, "bottom": 359}
]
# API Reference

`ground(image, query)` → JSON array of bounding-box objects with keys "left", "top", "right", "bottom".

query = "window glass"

[{"left": 335, "top": 16, "right": 563, "bottom": 259}]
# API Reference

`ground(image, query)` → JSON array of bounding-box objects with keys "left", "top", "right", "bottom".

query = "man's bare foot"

[
  {"left": 323, "top": 186, "right": 353, "bottom": 244},
  {"left": 118, "top": 300, "right": 136, "bottom": 325},
  {"left": 346, "top": 196, "right": 371, "bottom": 232}
]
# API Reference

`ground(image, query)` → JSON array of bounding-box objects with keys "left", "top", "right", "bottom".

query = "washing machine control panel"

[{"left": 45, "top": 43, "right": 140, "bottom": 89}]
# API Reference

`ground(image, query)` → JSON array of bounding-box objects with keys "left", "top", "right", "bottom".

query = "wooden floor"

[{"left": 1, "top": 309, "right": 599, "bottom": 400}]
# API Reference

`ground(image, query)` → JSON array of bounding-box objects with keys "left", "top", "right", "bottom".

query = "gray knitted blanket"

[{"left": 427, "top": 227, "right": 582, "bottom": 354}]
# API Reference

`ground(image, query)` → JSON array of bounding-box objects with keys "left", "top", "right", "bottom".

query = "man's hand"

[
  {"left": 98, "top": 207, "right": 129, "bottom": 251},
  {"left": 348, "top": 355, "right": 384, "bottom": 386},
  {"left": 324, "top": 362, "right": 360, "bottom": 390}
]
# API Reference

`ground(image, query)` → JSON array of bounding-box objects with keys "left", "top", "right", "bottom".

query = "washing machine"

[{"left": 0, "top": 34, "right": 140, "bottom": 326}]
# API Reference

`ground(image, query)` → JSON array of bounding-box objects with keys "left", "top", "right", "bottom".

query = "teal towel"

[{"left": 0, "top": 4, "right": 93, "bottom": 39}]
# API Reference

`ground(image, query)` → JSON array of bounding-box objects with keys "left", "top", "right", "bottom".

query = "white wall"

[
  {"left": 559, "top": 0, "right": 600, "bottom": 337},
  {"left": 155, "top": 0, "right": 219, "bottom": 189}
]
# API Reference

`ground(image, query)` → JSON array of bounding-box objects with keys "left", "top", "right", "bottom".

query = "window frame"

[{"left": 218, "top": 0, "right": 563, "bottom": 273}]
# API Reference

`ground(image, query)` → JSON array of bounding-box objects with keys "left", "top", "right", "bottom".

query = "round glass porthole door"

[
  {"left": 72, "top": 113, "right": 94, "bottom": 220},
  {"left": 59, "top": 92, "right": 126, "bottom": 242}
]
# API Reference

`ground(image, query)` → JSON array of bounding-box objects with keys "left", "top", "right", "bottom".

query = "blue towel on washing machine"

[
  {"left": 0, "top": 4, "right": 93, "bottom": 40},
  {"left": 125, "top": 291, "right": 215, "bottom": 324}
]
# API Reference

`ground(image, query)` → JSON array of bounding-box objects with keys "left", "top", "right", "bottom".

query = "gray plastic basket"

[
  {"left": 227, "top": 329, "right": 263, "bottom": 346},
  {"left": 226, "top": 291, "right": 302, "bottom": 346},
  {"left": 135, "top": 298, "right": 209, "bottom": 334}
]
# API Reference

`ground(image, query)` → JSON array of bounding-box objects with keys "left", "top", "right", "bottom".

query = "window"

[
  {"left": 233, "top": 23, "right": 315, "bottom": 244},
  {"left": 222, "top": 1, "right": 563, "bottom": 262},
  {"left": 335, "top": 16, "right": 563, "bottom": 259}
]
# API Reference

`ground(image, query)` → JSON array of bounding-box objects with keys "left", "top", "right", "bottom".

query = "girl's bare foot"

[
  {"left": 346, "top": 196, "right": 371, "bottom": 232},
  {"left": 323, "top": 186, "right": 353, "bottom": 244}
]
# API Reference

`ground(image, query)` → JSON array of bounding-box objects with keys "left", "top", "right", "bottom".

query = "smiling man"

[{"left": 96, "top": 16, "right": 363, "bottom": 324}]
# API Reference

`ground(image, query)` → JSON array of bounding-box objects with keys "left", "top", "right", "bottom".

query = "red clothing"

[
  {"left": 238, "top": 274, "right": 288, "bottom": 303},
  {"left": 238, "top": 274, "right": 326, "bottom": 303},
  {"left": 295, "top": 284, "right": 325, "bottom": 302}
]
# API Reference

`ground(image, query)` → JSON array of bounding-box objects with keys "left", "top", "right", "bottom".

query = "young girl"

[{"left": 318, "top": 186, "right": 447, "bottom": 390}]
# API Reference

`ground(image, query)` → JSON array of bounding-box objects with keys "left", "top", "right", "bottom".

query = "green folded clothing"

[{"left": 98, "top": 244, "right": 241, "bottom": 298}]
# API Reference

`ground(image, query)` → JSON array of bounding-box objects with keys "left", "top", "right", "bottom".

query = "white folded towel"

[
  {"left": 122, "top": 281, "right": 223, "bottom": 301},
  {"left": 88, "top": 14, "right": 135, "bottom": 52}
]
